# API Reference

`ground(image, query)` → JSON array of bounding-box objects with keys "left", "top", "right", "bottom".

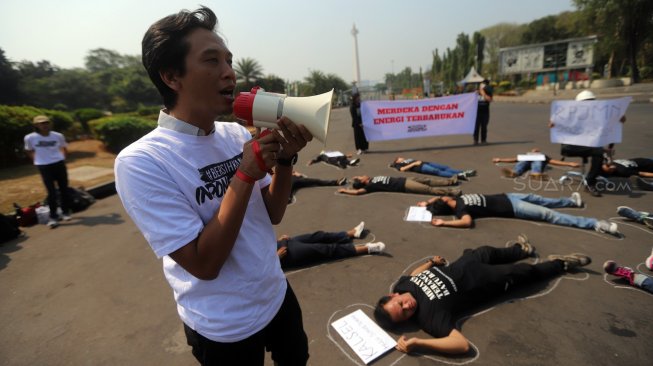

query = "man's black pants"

[
  {"left": 183, "top": 282, "right": 309, "bottom": 365},
  {"left": 37, "top": 160, "right": 71, "bottom": 219},
  {"left": 452, "top": 245, "right": 565, "bottom": 294}
]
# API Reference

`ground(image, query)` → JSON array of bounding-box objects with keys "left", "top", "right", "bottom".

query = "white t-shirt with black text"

[
  {"left": 115, "top": 111, "right": 285, "bottom": 343},
  {"left": 24, "top": 131, "right": 67, "bottom": 165}
]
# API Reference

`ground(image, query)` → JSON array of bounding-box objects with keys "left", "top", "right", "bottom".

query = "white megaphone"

[{"left": 233, "top": 87, "right": 333, "bottom": 143}]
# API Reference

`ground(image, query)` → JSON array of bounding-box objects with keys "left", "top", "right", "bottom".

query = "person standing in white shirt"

[
  {"left": 24, "top": 115, "right": 72, "bottom": 228},
  {"left": 115, "top": 7, "right": 313, "bottom": 365}
]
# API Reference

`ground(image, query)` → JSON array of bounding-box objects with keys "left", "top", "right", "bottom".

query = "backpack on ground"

[
  {"left": 67, "top": 187, "right": 96, "bottom": 213},
  {"left": 0, "top": 214, "right": 22, "bottom": 243},
  {"left": 13, "top": 203, "right": 38, "bottom": 227}
]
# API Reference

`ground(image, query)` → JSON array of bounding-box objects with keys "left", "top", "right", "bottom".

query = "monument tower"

[{"left": 351, "top": 24, "right": 361, "bottom": 89}]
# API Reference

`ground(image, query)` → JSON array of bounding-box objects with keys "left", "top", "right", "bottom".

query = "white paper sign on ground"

[
  {"left": 331, "top": 309, "right": 396, "bottom": 364},
  {"left": 517, "top": 153, "right": 546, "bottom": 161},
  {"left": 405, "top": 206, "right": 433, "bottom": 222},
  {"left": 324, "top": 150, "right": 345, "bottom": 158}
]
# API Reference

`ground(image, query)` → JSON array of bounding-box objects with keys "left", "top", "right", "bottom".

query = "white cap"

[{"left": 575, "top": 90, "right": 596, "bottom": 101}]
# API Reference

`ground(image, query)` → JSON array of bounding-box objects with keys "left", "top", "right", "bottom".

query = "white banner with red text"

[{"left": 360, "top": 93, "right": 478, "bottom": 142}]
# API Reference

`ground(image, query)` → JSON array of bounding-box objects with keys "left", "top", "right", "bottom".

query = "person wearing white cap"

[
  {"left": 24, "top": 115, "right": 73, "bottom": 228},
  {"left": 549, "top": 90, "right": 626, "bottom": 197}
]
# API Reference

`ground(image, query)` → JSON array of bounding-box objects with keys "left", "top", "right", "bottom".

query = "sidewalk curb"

[{"left": 87, "top": 180, "right": 116, "bottom": 199}]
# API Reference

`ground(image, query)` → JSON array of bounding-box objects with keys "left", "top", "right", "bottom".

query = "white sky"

[{"left": 0, "top": 0, "right": 575, "bottom": 83}]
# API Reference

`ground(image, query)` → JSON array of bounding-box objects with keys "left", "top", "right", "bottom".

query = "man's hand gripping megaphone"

[{"left": 237, "top": 117, "right": 313, "bottom": 183}]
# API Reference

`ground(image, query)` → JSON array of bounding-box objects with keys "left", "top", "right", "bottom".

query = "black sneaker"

[
  {"left": 585, "top": 185, "right": 602, "bottom": 197},
  {"left": 463, "top": 169, "right": 476, "bottom": 177},
  {"left": 515, "top": 233, "right": 534, "bottom": 256},
  {"left": 630, "top": 176, "right": 653, "bottom": 191}
]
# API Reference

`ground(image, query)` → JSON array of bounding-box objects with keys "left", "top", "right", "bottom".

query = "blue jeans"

[
  {"left": 513, "top": 161, "right": 546, "bottom": 175},
  {"left": 418, "top": 162, "right": 462, "bottom": 178},
  {"left": 506, "top": 193, "right": 598, "bottom": 229},
  {"left": 634, "top": 274, "right": 653, "bottom": 294}
]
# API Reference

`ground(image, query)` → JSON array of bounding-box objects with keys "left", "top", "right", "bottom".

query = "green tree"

[
  {"left": 303, "top": 70, "right": 347, "bottom": 95},
  {"left": 107, "top": 66, "right": 160, "bottom": 112},
  {"left": 17, "top": 60, "right": 58, "bottom": 79},
  {"left": 234, "top": 57, "right": 263, "bottom": 90},
  {"left": 473, "top": 32, "right": 486, "bottom": 74},
  {"left": 0, "top": 48, "right": 20, "bottom": 105},
  {"left": 38, "top": 68, "right": 103, "bottom": 110},
  {"left": 456, "top": 33, "right": 473, "bottom": 76},
  {"left": 431, "top": 49, "right": 443, "bottom": 83},
  {"left": 479, "top": 23, "right": 525, "bottom": 80},
  {"left": 574, "top": 0, "right": 653, "bottom": 82},
  {"left": 325, "top": 74, "right": 348, "bottom": 95},
  {"left": 85, "top": 48, "right": 132, "bottom": 72},
  {"left": 257, "top": 74, "right": 286, "bottom": 93}
]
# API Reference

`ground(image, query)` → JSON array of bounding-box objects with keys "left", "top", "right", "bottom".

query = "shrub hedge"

[
  {"left": 89, "top": 115, "right": 157, "bottom": 153},
  {"left": 73, "top": 108, "right": 105, "bottom": 132}
]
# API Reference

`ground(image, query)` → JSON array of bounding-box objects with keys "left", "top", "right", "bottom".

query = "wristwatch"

[{"left": 277, "top": 153, "right": 298, "bottom": 167}]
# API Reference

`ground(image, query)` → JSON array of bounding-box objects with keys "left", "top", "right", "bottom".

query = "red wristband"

[
  {"left": 235, "top": 169, "right": 256, "bottom": 185},
  {"left": 251, "top": 140, "right": 268, "bottom": 172}
]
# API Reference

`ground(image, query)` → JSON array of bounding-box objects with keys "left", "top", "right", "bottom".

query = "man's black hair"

[
  {"left": 352, "top": 178, "right": 365, "bottom": 190},
  {"left": 373, "top": 296, "right": 396, "bottom": 330},
  {"left": 142, "top": 6, "right": 218, "bottom": 109},
  {"left": 428, "top": 198, "right": 454, "bottom": 215}
]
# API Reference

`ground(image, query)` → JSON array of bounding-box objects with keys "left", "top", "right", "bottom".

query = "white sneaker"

[
  {"left": 646, "top": 248, "right": 653, "bottom": 270},
  {"left": 47, "top": 219, "right": 59, "bottom": 228},
  {"left": 62, "top": 214, "right": 72, "bottom": 221},
  {"left": 594, "top": 220, "right": 618, "bottom": 235},
  {"left": 366, "top": 242, "right": 385, "bottom": 254},
  {"left": 356, "top": 149, "right": 362, "bottom": 155},
  {"left": 570, "top": 192, "right": 583, "bottom": 208},
  {"left": 353, "top": 221, "right": 365, "bottom": 238}
]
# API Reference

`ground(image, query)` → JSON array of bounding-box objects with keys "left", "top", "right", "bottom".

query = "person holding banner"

[
  {"left": 492, "top": 148, "right": 580, "bottom": 179},
  {"left": 418, "top": 192, "right": 620, "bottom": 236},
  {"left": 338, "top": 175, "right": 461, "bottom": 197},
  {"left": 549, "top": 90, "right": 627, "bottom": 197},
  {"left": 114, "top": 7, "right": 311, "bottom": 365},
  {"left": 473, "top": 79, "right": 493, "bottom": 145},
  {"left": 374, "top": 241, "right": 591, "bottom": 354},
  {"left": 350, "top": 93, "right": 369, "bottom": 154}
]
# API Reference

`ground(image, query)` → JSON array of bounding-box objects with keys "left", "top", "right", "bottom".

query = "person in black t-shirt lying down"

[
  {"left": 374, "top": 242, "right": 591, "bottom": 355},
  {"left": 338, "top": 175, "right": 461, "bottom": 197},
  {"left": 418, "top": 192, "right": 619, "bottom": 236}
]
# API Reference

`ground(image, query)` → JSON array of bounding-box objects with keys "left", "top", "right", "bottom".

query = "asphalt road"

[{"left": 2, "top": 101, "right": 652, "bottom": 366}]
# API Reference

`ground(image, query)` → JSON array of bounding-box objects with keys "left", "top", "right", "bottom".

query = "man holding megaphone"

[{"left": 115, "top": 7, "right": 311, "bottom": 365}]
